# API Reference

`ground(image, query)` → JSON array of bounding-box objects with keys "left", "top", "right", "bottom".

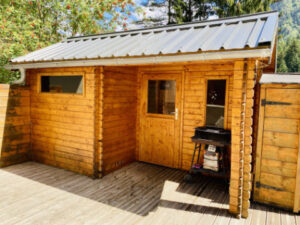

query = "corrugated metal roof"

[
  {"left": 260, "top": 74, "right": 300, "bottom": 84},
  {"left": 11, "top": 11, "right": 278, "bottom": 64}
]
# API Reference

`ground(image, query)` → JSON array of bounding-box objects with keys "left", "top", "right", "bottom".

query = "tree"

[
  {"left": 0, "top": 0, "right": 138, "bottom": 83},
  {"left": 276, "top": 40, "right": 288, "bottom": 72},
  {"left": 273, "top": 0, "right": 300, "bottom": 72},
  {"left": 169, "top": 0, "right": 189, "bottom": 23},
  {"left": 284, "top": 38, "right": 300, "bottom": 72},
  {"left": 213, "top": 0, "right": 281, "bottom": 18},
  {"left": 272, "top": 0, "right": 300, "bottom": 40},
  {"left": 193, "top": 0, "right": 214, "bottom": 21},
  {"left": 168, "top": 0, "right": 213, "bottom": 24}
]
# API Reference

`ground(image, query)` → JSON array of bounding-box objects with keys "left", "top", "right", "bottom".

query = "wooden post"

[
  {"left": 229, "top": 60, "right": 255, "bottom": 218},
  {"left": 229, "top": 60, "right": 245, "bottom": 216},
  {"left": 93, "top": 66, "right": 104, "bottom": 178},
  {"left": 242, "top": 60, "right": 256, "bottom": 218},
  {"left": 293, "top": 120, "right": 300, "bottom": 213}
]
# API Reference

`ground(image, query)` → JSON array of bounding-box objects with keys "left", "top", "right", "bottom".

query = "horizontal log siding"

[
  {"left": 102, "top": 67, "right": 138, "bottom": 174},
  {"left": 228, "top": 61, "right": 256, "bottom": 218},
  {"left": 27, "top": 67, "right": 97, "bottom": 176},
  {"left": 182, "top": 64, "right": 234, "bottom": 170},
  {"left": 0, "top": 85, "right": 30, "bottom": 167}
]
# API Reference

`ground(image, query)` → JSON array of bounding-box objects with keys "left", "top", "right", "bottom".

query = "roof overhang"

[
  {"left": 260, "top": 73, "right": 300, "bottom": 84},
  {"left": 6, "top": 48, "right": 272, "bottom": 70}
]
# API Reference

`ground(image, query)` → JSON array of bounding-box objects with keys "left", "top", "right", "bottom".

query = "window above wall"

[
  {"left": 40, "top": 75, "right": 83, "bottom": 94},
  {"left": 205, "top": 80, "right": 227, "bottom": 128}
]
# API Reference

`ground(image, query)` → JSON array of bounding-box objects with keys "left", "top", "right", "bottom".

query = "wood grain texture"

[
  {"left": 294, "top": 120, "right": 300, "bottom": 212},
  {"left": 4, "top": 61, "right": 266, "bottom": 218},
  {"left": 181, "top": 65, "right": 233, "bottom": 171},
  {"left": 254, "top": 85, "right": 300, "bottom": 212},
  {"left": 0, "top": 85, "right": 30, "bottom": 167},
  {"left": 1, "top": 161, "right": 299, "bottom": 225},
  {"left": 138, "top": 73, "right": 182, "bottom": 168},
  {"left": 28, "top": 68, "right": 97, "bottom": 176},
  {"left": 102, "top": 67, "right": 138, "bottom": 174}
]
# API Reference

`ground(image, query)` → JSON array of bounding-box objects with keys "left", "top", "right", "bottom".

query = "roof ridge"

[{"left": 66, "top": 10, "right": 278, "bottom": 41}]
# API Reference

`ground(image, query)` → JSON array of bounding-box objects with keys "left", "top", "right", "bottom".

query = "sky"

[
  {"left": 124, "top": 0, "right": 218, "bottom": 30},
  {"left": 125, "top": 0, "right": 169, "bottom": 29}
]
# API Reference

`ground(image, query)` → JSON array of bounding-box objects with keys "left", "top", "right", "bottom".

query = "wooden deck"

[{"left": 0, "top": 162, "right": 299, "bottom": 225}]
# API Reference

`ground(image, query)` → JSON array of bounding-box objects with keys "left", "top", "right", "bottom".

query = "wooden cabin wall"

[
  {"left": 138, "top": 60, "right": 257, "bottom": 218},
  {"left": 102, "top": 67, "right": 138, "bottom": 174},
  {"left": 138, "top": 63, "right": 234, "bottom": 171},
  {"left": 182, "top": 64, "right": 234, "bottom": 170},
  {"left": 0, "top": 84, "right": 30, "bottom": 167},
  {"left": 27, "top": 67, "right": 98, "bottom": 177}
]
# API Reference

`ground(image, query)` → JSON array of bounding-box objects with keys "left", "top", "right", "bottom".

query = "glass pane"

[
  {"left": 41, "top": 75, "right": 83, "bottom": 94},
  {"left": 206, "top": 80, "right": 226, "bottom": 128},
  {"left": 147, "top": 80, "right": 176, "bottom": 115}
]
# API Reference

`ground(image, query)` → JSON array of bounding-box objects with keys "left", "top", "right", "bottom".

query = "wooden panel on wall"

[
  {"left": 0, "top": 84, "right": 30, "bottom": 167},
  {"left": 28, "top": 67, "right": 97, "bottom": 177},
  {"left": 181, "top": 64, "right": 234, "bottom": 171},
  {"left": 102, "top": 67, "right": 138, "bottom": 174},
  {"left": 254, "top": 86, "right": 300, "bottom": 211}
]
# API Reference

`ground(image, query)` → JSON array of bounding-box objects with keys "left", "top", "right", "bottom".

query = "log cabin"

[{"left": 2, "top": 11, "right": 281, "bottom": 218}]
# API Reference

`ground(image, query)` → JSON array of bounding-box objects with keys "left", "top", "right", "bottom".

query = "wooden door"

[
  {"left": 254, "top": 87, "right": 300, "bottom": 212},
  {"left": 139, "top": 73, "right": 182, "bottom": 168}
]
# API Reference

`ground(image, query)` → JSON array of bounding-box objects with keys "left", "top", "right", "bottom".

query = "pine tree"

[
  {"left": 193, "top": 0, "right": 214, "bottom": 21},
  {"left": 213, "top": 0, "right": 281, "bottom": 18},
  {"left": 277, "top": 53, "right": 288, "bottom": 72},
  {"left": 169, "top": 0, "right": 214, "bottom": 23},
  {"left": 284, "top": 38, "right": 300, "bottom": 72}
]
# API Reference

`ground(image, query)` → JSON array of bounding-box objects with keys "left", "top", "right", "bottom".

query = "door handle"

[{"left": 175, "top": 108, "right": 178, "bottom": 120}]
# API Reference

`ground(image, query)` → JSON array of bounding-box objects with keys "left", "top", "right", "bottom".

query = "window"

[
  {"left": 206, "top": 80, "right": 226, "bottom": 128},
  {"left": 147, "top": 80, "right": 176, "bottom": 115},
  {"left": 41, "top": 75, "right": 83, "bottom": 94}
]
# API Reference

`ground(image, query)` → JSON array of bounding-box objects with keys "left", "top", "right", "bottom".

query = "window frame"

[
  {"left": 147, "top": 79, "right": 177, "bottom": 116},
  {"left": 143, "top": 74, "right": 179, "bottom": 120},
  {"left": 204, "top": 77, "right": 229, "bottom": 129},
  {"left": 37, "top": 72, "right": 85, "bottom": 96}
]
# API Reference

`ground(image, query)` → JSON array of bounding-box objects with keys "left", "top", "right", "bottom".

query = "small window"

[
  {"left": 206, "top": 80, "right": 226, "bottom": 128},
  {"left": 147, "top": 80, "right": 176, "bottom": 115},
  {"left": 41, "top": 75, "right": 83, "bottom": 94}
]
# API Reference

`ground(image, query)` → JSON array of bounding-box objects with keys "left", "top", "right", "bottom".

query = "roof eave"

[{"left": 5, "top": 48, "right": 272, "bottom": 70}]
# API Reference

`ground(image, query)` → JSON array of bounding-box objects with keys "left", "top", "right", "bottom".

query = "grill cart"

[{"left": 184, "top": 126, "right": 231, "bottom": 184}]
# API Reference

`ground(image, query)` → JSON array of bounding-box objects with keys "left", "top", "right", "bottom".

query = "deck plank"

[{"left": 0, "top": 162, "right": 297, "bottom": 225}]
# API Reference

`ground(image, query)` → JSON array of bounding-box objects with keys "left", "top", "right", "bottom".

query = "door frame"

[{"left": 138, "top": 71, "right": 183, "bottom": 168}]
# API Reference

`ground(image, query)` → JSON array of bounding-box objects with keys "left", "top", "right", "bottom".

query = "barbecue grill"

[
  {"left": 184, "top": 126, "right": 231, "bottom": 183},
  {"left": 193, "top": 126, "right": 231, "bottom": 145}
]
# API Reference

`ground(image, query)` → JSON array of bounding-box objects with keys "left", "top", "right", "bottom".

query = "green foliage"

[
  {"left": 272, "top": 0, "right": 300, "bottom": 39},
  {"left": 273, "top": 0, "right": 300, "bottom": 72},
  {"left": 167, "top": 0, "right": 279, "bottom": 24},
  {"left": 277, "top": 38, "right": 300, "bottom": 72},
  {"left": 0, "top": 0, "right": 138, "bottom": 83},
  {"left": 193, "top": 0, "right": 214, "bottom": 21},
  {"left": 213, "top": 0, "right": 280, "bottom": 18},
  {"left": 168, "top": 0, "right": 213, "bottom": 24}
]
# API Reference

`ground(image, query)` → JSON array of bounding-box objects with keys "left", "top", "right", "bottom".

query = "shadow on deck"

[
  {"left": 0, "top": 162, "right": 299, "bottom": 225},
  {"left": 2, "top": 162, "right": 228, "bottom": 215}
]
